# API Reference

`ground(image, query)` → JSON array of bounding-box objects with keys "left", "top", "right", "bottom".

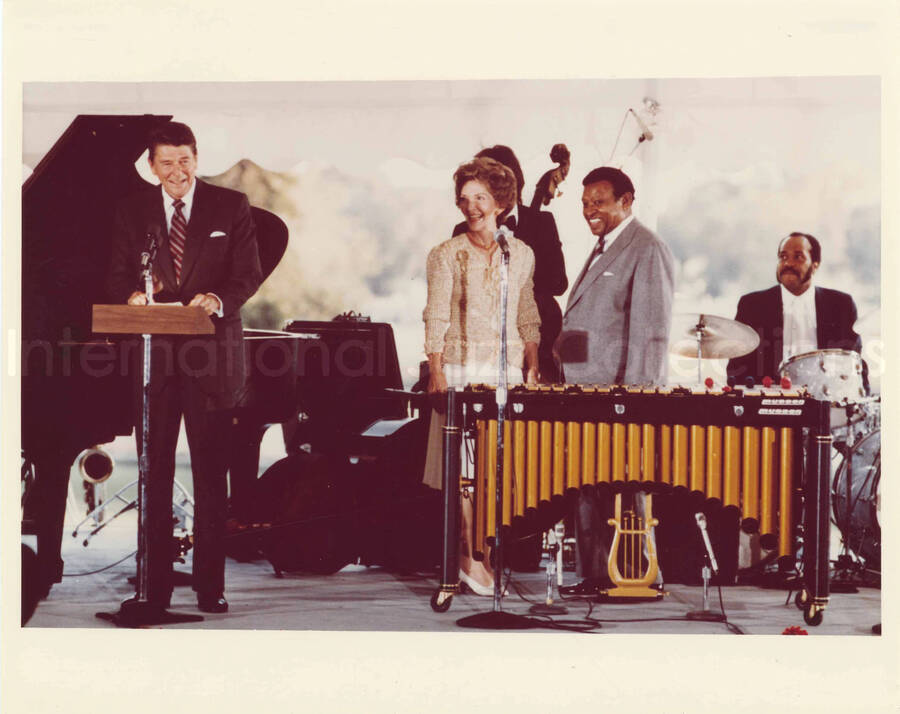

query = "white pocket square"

[
  {"left": 602, "top": 271, "right": 614, "bottom": 276},
  {"left": 209, "top": 230, "right": 227, "bottom": 238}
]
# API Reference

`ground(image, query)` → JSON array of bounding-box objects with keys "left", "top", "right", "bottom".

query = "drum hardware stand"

[
  {"left": 830, "top": 427, "right": 864, "bottom": 593},
  {"left": 72, "top": 478, "right": 194, "bottom": 547},
  {"left": 96, "top": 236, "right": 203, "bottom": 627},
  {"left": 529, "top": 522, "right": 567, "bottom": 615},
  {"left": 457, "top": 227, "right": 535, "bottom": 630},
  {"left": 693, "top": 318, "right": 704, "bottom": 384},
  {"left": 686, "top": 512, "right": 727, "bottom": 621}
]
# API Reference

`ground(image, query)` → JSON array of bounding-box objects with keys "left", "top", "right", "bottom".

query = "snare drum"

[
  {"left": 780, "top": 349, "right": 865, "bottom": 403},
  {"left": 780, "top": 349, "right": 866, "bottom": 429},
  {"left": 832, "top": 429, "right": 881, "bottom": 567}
]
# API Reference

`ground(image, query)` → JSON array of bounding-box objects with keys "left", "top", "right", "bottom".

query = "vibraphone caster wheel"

[
  {"left": 803, "top": 603, "right": 824, "bottom": 627},
  {"left": 430, "top": 589, "right": 453, "bottom": 613},
  {"left": 794, "top": 589, "right": 807, "bottom": 610}
]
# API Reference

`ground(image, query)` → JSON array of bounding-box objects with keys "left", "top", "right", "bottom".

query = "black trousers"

[
  {"left": 27, "top": 452, "right": 72, "bottom": 591},
  {"left": 137, "top": 372, "right": 230, "bottom": 606}
]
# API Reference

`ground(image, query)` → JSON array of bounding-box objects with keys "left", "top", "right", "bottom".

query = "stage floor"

[{"left": 25, "top": 514, "right": 880, "bottom": 635}]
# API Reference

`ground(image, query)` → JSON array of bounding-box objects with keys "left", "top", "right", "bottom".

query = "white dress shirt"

[
  {"left": 161, "top": 179, "right": 196, "bottom": 230},
  {"left": 781, "top": 283, "right": 817, "bottom": 363}
]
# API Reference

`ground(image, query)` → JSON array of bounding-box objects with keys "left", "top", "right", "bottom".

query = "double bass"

[
  {"left": 526, "top": 143, "right": 571, "bottom": 384},
  {"left": 529, "top": 143, "right": 570, "bottom": 211}
]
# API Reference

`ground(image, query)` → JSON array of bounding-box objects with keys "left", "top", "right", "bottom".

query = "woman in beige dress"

[{"left": 423, "top": 156, "right": 540, "bottom": 594}]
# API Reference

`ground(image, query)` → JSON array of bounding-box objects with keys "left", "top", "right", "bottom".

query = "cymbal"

[{"left": 669, "top": 313, "right": 760, "bottom": 359}]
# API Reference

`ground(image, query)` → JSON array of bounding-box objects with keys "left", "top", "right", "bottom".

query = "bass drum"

[{"left": 832, "top": 429, "right": 881, "bottom": 568}]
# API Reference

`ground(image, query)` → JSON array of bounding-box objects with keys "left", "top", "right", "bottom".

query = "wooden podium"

[
  {"left": 92, "top": 304, "right": 213, "bottom": 627},
  {"left": 92, "top": 303, "right": 214, "bottom": 336}
]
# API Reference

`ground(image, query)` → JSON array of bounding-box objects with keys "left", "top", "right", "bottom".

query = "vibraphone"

[{"left": 430, "top": 384, "right": 832, "bottom": 625}]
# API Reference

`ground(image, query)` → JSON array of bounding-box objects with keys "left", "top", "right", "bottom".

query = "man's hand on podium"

[
  {"left": 127, "top": 291, "right": 151, "bottom": 306},
  {"left": 127, "top": 274, "right": 163, "bottom": 305},
  {"left": 189, "top": 293, "right": 222, "bottom": 316}
]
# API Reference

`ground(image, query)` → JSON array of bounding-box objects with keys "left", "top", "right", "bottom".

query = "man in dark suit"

[
  {"left": 726, "top": 232, "right": 865, "bottom": 389},
  {"left": 557, "top": 166, "right": 675, "bottom": 595},
  {"left": 453, "top": 145, "right": 568, "bottom": 381},
  {"left": 107, "top": 122, "right": 262, "bottom": 613}
]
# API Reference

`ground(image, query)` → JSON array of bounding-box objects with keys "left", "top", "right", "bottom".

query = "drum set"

[
  {"left": 671, "top": 316, "right": 881, "bottom": 583},
  {"left": 781, "top": 349, "right": 881, "bottom": 583}
]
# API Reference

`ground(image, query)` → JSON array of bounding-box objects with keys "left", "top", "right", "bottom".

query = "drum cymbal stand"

[{"left": 693, "top": 320, "right": 703, "bottom": 385}]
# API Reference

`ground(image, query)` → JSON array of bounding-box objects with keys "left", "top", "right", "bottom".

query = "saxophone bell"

[{"left": 78, "top": 446, "right": 114, "bottom": 484}]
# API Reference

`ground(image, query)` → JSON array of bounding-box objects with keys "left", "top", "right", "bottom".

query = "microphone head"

[
  {"left": 494, "top": 225, "right": 512, "bottom": 252},
  {"left": 630, "top": 108, "right": 655, "bottom": 142},
  {"left": 145, "top": 225, "right": 160, "bottom": 248},
  {"left": 695, "top": 512, "right": 707, "bottom": 528}
]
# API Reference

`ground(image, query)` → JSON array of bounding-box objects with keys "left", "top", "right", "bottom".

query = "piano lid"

[{"left": 22, "top": 114, "right": 174, "bottom": 341}]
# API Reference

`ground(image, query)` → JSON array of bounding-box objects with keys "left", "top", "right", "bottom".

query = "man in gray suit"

[{"left": 557, "top": 166, "right": 675, "bottom": 595}]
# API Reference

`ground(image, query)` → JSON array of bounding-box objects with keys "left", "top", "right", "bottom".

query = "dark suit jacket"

[
  {"left": 726, "top": 285, "right": 863, "bottom": 387},
  {"left": 453, "top": 204, "right": 567, "bottom": 375},
  {"left": 107, "top": 179, "right": 263, "bottom": 408}
]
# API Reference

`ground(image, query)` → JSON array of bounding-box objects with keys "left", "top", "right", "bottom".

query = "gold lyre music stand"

[
  {"left": 603, "top": 492, "right": 666, "bottom": 600},
  {"left": 92, "top": 304, "right": 213, "bottom": 627}
]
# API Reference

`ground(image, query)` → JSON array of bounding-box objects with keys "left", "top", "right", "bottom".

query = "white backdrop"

[{"left": 24, "top": 77, "right": 882, "bottom": 389}]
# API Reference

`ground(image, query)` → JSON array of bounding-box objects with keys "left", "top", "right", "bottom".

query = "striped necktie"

[
  {"left": 169, "top": 199, "right": 187, "bottom": 283},
  {"left": 571, "top": 238, "right": 606, "bottom": 297},
  {"left": 585, "top": 237, "right": 605, "bottom": 271}
]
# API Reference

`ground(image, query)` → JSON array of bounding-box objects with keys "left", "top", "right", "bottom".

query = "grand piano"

[{"left": 21, "top": 114, "right": 300, "bottom": 594}]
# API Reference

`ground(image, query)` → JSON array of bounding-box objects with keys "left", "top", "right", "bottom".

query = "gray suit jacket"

[{"left": 560, "top": 218, "right": 675, "bottom": 385}]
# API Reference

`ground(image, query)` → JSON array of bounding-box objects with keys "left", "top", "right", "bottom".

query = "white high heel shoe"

[{"left": 458, "top": 569, "right": 495, "bottom": 596}]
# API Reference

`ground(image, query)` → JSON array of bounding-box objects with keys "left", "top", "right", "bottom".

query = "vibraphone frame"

[{"left": 429, "top": 385, "right": 832, "bottom": 625}]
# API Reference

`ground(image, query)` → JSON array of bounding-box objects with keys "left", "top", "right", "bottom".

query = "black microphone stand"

[
  {"left": 98, "top": 233, "right": 203, "bottom": 627},
  {"left": 458, "top": 229, "right": 534, "bottom": 630},
  {"left": 686, "top": 513, "right": 727, "bottom": 622}
]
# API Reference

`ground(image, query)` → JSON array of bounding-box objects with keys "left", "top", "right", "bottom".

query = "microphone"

[
  {"left": 694, "top": 512, "right": 719, "bottom": 574},
  {"left": 629, "top": 108, "right": 654, "bottom": 142},
  {"left": 140, "top": 226, "right": 160, "bottom": 271},
  {"left": 494, "top": 224, "right": 512, "bottom": 255}
]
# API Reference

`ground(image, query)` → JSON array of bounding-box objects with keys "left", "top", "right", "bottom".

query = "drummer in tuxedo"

[
  {"left": 726, "top": 232, "right": 867, "bottom": 392},
  {"left": 107, "top": 122, "right": 262, "bottom": 614}
]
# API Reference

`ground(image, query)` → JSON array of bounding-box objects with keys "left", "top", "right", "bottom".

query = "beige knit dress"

[{"left": 421, "top": 233, "right": 541, "bottom": 489}]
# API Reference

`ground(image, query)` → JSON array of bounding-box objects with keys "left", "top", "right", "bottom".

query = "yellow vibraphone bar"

[
  {"left": 471, "top": 392, "right": 796, "bottom": 561},
  {"left": 430, "top": 383, "right": 833, "bottom": 624}
]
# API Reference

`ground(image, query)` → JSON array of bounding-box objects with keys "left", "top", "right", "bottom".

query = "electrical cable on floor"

[
  {"left": 63, "top": 549, "right": 137, "bottom": 577},
  {"left": 493, "top": 567, "right": 745, "bottom": 634},
  {"left": 582, "top": 597, "right": 745, "bottom": 634}
]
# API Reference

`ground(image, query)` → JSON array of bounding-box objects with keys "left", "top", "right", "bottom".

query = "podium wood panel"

[{"left": 92, "top": 304, "right": 215, "bottom": 335}]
